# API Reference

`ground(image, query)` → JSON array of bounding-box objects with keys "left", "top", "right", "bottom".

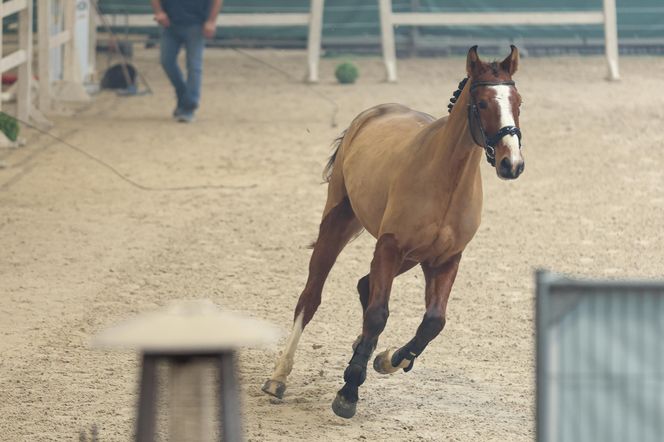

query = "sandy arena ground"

[{"left": 1, "top": 48, "right": 663, "bottom": 441}]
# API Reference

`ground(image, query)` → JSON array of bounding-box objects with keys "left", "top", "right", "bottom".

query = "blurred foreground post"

[
  {"left": 93, "top": 300, "right": 279, "bottom": 442},
  {"left": 536, "top": 271, "right": 664, "bottom": 442}
]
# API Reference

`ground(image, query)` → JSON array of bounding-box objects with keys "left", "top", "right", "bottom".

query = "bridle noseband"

[{"left": 468, "top": 80, "right": 522, "bottom": 166}]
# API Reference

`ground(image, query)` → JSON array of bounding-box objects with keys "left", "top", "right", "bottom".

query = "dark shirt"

[{"left": 162, "top": 0, "right": 211, "bottom": 26}]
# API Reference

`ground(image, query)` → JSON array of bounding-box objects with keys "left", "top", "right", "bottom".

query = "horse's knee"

[{"left": 364, "top": 304, "right": 389, "bottom": 336}]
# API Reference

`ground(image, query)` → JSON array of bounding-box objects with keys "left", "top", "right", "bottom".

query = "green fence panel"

[{"left": 97, "top": 1, "right": 664, "bottom": 45}]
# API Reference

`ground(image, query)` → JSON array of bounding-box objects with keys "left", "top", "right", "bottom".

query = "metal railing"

[{"left": 536, "top": 270, "right": 664, "bottom": 442}]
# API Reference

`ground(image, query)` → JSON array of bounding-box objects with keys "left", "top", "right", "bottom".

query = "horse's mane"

[{"left": 447, "top": 77, "right": 469, "bottom": 114}]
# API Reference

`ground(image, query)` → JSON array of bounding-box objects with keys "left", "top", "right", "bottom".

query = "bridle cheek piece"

[{"left": 467, "top": 80, "right": 522, "bottom": 167}]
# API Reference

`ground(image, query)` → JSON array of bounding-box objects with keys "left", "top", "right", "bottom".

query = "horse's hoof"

[
  {"left": 262, "top": 379, "right": 286, "bottom": 399},
  {"left": 373, "top": 349, "right": 400, "bottom": 374},
  {"left": 331, "top": 392, "right": 357, "bottom": 419}
]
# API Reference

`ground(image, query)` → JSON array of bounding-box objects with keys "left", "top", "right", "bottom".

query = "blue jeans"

[{"left": 160, "top": 24, "right": 204, "bottom": 112}]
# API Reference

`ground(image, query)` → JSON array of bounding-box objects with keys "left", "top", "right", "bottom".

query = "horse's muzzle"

[{"left": 498, "top": 157, "right": 525, "bottom": 180}]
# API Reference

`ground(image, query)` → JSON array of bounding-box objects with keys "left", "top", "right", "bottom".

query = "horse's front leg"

[
  {"left": 374, "top": 253, "right": 461, "bottom": 374},
  {"left": 331, "top": 234, "right": 404, "bottom": 419}
]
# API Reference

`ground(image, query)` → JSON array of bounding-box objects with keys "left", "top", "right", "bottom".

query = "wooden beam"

[
  {"left": 0, "top": 49, "right": 27, "bottom": 73},
  {"left": 0, "top": 0, "right": 28, "bottom": 19},
  {"left": 49, "top": 30, "right": 72, "bottom": 49},
  {"left": 100, "top": 13, "right": 311, "bottom": 28},
  {"left": 391, "top": 11, "right": 605, "bottom": 26}
]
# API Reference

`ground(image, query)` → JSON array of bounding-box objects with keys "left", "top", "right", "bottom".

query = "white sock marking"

[{"left": 271, "top": 312, "right": 304, "bottom": 383}]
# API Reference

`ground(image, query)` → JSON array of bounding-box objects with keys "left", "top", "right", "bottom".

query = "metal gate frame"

[{"left": 536, "top": 270, "right": 664, "bottom": 442}]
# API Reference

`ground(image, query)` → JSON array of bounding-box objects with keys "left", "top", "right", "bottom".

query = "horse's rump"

[{"left": 323, "top": 104, "right": 433, "bottom": 182}]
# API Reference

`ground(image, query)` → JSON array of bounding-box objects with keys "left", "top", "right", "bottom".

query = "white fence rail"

[
  {"left": 379, "top": 0, "right": 620, "bottom": 82},
  {"left": 102, "top": 0, "right": 325, "bottom": 83}
]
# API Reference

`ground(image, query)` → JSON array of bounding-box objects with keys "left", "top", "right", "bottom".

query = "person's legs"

[
  {"left": 182, "top": 24, "right": 205, "bottom": 112},
  {"left": 159, "top": 26, "right": 187, "bottom": 113}
]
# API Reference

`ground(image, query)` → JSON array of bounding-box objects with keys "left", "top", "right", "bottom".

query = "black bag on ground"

[{"left": 101, "top": 63, "right": 137, "bottom": 89}]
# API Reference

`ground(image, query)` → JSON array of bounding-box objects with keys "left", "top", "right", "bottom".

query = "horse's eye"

[{"left": 478, "top": 101, "right": 488, "bottom": 109}]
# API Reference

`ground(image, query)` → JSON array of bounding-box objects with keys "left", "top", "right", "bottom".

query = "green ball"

[{"left": 335, "top": 62, "right": 359, "bottom": 84}]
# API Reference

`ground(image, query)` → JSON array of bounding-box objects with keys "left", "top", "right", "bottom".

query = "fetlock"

[
  {"left": 391, "top": 343, "right": 418, "bottom": 372},
  {"left": 344, "top": 340, "right": 374, "bottom": 385},
  {"left": 343, "top": 363, "right": 366, "bottom": 386}
]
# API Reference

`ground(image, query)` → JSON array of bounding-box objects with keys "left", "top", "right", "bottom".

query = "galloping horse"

[{"left": 263, "top": 46, "right": 525, "bottom": 418}]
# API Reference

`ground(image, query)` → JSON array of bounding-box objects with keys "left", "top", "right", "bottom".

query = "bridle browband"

[{"left": 468, "top": 79, "right": 522, "bottom": 167}]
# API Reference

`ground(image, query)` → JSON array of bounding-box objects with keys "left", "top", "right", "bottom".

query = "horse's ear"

[
  {"left": 501, "top": 45, "right": 519, "bottom": 75},
  {"left": 466, "top": 45, "right": 481, "bottom": 77}
]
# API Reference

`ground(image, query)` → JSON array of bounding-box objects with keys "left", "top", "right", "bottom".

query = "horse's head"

[{"left": 466, "top": 46, "right": 524, "bottom": 180}]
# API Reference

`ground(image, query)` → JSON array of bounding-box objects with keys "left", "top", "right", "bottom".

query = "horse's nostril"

[
  {"left": 499, "top": 157, "right": 512, "bottom": 175},
  {"left": 517, "top": 162, "right": 525, "bottom": 175}
]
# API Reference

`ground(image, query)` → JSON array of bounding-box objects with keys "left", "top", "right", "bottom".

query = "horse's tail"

[{"left": 322, "top": 131, "right": 345, "bottom": 182}]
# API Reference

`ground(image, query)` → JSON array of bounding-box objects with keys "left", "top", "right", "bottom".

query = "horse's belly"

[
  {"left": 345, "top": 179, "right": 386, "bottom": 238},
  {"left": 343, "top": 122, "right": 412, "bottom": 237}
]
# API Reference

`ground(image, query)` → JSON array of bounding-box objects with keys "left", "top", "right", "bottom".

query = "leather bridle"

[{"left": 468, "top": 80, "right": 522, "bottom": 167}]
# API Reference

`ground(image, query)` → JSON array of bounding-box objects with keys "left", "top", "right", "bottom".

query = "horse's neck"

[{"left": 425, "top": 84, "right": 482, "bottom": 187}]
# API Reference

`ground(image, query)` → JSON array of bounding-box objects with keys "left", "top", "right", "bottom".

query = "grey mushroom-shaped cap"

[{"left": 92, "top": 299, "right": 280, "bottom": 354}]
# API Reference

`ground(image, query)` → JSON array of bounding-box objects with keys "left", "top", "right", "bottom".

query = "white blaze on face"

[{"left": 489, "top": 85, "right": 522, "bottom": 165}]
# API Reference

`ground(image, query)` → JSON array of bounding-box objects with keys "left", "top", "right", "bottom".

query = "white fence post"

[
  {"left": 379, "top": 0, "right": 398, "bottom": 82},
  {"left": 88, "top": 4, "right": 97, "bottom": 82},
  {"left": 62, "top": 0, "right": 75, "bottom": 83},
  {"left": 379, "top": 0, "right": 621, "bottom": 82},
  {"left": 16, "top": 0, "right": 32, "bottom": 122},
  {"left": 306, "top": 0, "right": 324, "bottom": 83},
  {"left": 602, "top": 0, "right": 620, "bottom": 80},
  {"left": 38, "top": 0, "right": 91, "bottom": 115},
  {"left": 38, "top": 0, "right": 52, "bottom": 113},
  {"left": 72, "top": 0, "right": 95, "bottom": 83}
]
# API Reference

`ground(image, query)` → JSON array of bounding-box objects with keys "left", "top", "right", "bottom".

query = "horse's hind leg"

[
  {"left": 262, "top": 197, "right": 362, "bottom": 399},
  {"left": 374, "top": 253, "right": 461, "bottom": 374}
]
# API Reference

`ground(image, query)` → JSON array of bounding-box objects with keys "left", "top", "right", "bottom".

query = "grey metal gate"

[{"left": 536, "top": 270, "right": 664, "bottom": 442}]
